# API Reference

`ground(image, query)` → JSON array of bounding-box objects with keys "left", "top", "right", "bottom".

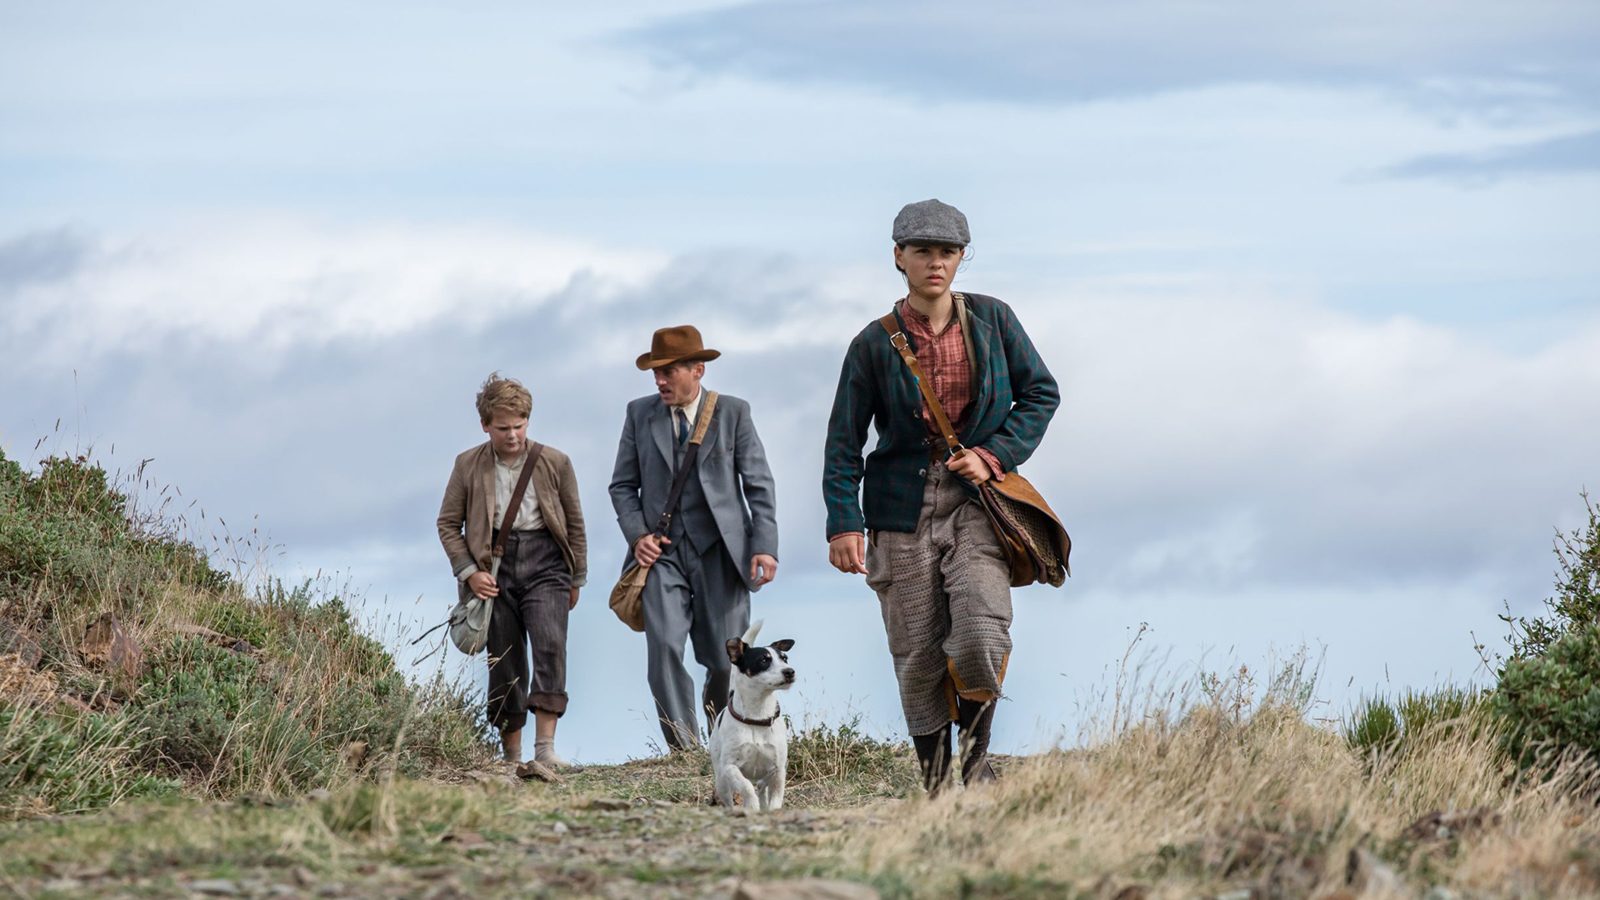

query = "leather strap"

[
  {"left": 727, "top": 698, "right": 780, "bottom": 727},
  {"left": 653, "top": 391, "right": 719, "bottom": 537},
  {"left": 879, "top": 302, "right": 964, "bottom": 457},
  {"left": 492, "top": 442, "right": 544, "bottom": 558}
]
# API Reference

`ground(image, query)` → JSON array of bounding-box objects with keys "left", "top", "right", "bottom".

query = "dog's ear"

[
  {"left": 725, "top": 638, "right": 745, "bottom": 665},
  {"left": 770, "top": 639, "right": 795, "bottom": 653}
]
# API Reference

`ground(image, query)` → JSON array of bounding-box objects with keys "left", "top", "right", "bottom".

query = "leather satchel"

[
  {"left": 450, "top": 442, "right": 543, "bottom": 654},
  {"left": 609, "top": 392, "right": 720, "bottom": 631},
  {"left": 879, "top": 307, "right": 1071, "bottom": 588}
]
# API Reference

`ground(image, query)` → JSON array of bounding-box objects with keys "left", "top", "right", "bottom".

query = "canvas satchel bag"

[
  {"left": 448, "top": 442, "right": 543, "bottom": 654},
  {"left": 609, "top": 392, "right": 719, "bottom": 631},
  {"left": 879, "top": 306, "right": 1071, "bottom": 587}
]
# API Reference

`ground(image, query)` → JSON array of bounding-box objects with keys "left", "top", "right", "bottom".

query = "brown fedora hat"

[{"left": 635, "top": 324, "right": 722, "bottom": 371}]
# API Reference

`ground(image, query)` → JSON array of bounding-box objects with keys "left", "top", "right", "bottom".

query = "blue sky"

[{"left": 3, "top": 1, "right": 1598, "bottom": 762}]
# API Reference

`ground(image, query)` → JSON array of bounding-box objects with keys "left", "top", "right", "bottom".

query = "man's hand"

[
  {"left": 947, "top": 448, "right": 993, "bottom": 485},
  {"left": 467, "top": 570, "right": 498, "bottom": 601},
  {"left": 749, "top": 553, "right": 778, "bottom": 588},
  {"left": 633, "top": 533, "right": 671, "bottom": 568},
  {"left": 568, "top": 587, "right": 580, "bottom": 610},
  {"left": 828, "top": 533, "right": 868, "bottom": 575}
]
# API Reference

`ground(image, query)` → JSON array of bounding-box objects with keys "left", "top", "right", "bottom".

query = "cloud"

[
  {"left": 0, "top": 220, "right": 666, "bottom": 359},
  {"left": 0, "top": 227, "right": 92, "bottom": 291},
  {"left": 1382, "top": 128, "right": 1600, "bottom": 181},
  {"left": 623, "top": 0, "right": 1600, "bottom": 112}
]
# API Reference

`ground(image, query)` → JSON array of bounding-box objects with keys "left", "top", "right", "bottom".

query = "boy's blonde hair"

[{"left": 476, "top": 372, "right": 532, "bottom": 424}]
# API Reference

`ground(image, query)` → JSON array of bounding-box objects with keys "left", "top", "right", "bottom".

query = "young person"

[
  {"left": 438, "top": 373, "right": 587, "bottom": 772},
  {"left": 609, "top": 325, "right": 779, "bottom": 751},
  {"left": 822, "top": 199, "right": 1060, "bottom": 793}
]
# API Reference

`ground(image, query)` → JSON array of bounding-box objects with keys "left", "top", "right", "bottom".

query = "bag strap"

[
  {"left": 652, "top": 391, "right": 719, "bottom": 536},
  {"left": 879, "top": 309, "right": 963, "bottom": 457},
  {"left": 492, "top": 442, "right": 544, "bottom": 558}
]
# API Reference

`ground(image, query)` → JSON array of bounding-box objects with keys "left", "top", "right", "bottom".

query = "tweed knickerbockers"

[
  {"left": 866, "top": 460, "right": 1013, "bottom": 736},
  {"left": 486, "top": 529, "right": 572, "bottom": 732}
]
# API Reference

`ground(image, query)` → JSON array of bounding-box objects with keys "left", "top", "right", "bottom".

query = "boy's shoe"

[{"left": 515, "top": 759, "right": 561, "bottom": 783}]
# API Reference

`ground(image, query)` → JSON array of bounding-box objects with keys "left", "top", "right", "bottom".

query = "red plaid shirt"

[{"left": 897, "top": 299, "right": 1005, "bottom": 481}]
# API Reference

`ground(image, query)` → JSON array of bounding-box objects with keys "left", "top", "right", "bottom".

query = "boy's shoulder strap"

[{"left": 878, "top": 315, "right": 962, "bottom": 454}]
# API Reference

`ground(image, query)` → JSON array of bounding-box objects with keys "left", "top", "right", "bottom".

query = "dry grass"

[{"left": 850, "top": 663, "right": 1600, "bottom": 898}]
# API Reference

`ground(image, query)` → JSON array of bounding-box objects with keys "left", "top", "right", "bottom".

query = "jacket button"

[{"left": 918, "top": 468, "right": 927, "bottom": 477}]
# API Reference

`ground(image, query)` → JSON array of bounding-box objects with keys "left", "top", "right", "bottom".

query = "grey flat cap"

[{"left": 892, "top": 198, "right": 970, "bottom": 246}]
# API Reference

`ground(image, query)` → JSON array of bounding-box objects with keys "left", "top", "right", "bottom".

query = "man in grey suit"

[{"left": 609, "top": 324, "right": 780, "bottom": 750}]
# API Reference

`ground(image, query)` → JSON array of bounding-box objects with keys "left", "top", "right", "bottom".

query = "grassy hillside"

[{"left": 0, "top": 448, "right": 494, "bottom": 819}]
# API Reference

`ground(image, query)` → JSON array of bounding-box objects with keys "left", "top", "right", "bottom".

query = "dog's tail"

[{"left": 741, "top": 619, "right": 764, "bottom": 646}]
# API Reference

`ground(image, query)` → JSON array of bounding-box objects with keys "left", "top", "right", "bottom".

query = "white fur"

[{"left": 709, "top": 620, "right": 795, "bottom": 812}]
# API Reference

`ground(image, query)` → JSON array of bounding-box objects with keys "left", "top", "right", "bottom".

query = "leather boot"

[
  {"left": 501, "top": 727, "right": 522, "bottom": 763},
  {"left": 957, "top": 698, "right": 998, "bottom": 785},
  {"left": 911, "top": 725, "right": 952, "bottom": 797}
]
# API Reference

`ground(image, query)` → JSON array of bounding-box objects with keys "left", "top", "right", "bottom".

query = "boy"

[
  {"left": 823, "top": 199, "right": 1059, "bottom": 793},
  {"left": 438, "top": 373, "right": 587, "bottom": 770}
]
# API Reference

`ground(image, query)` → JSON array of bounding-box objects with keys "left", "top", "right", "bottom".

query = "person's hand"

[
  {"left": 749, "top": 554, "right": 779, "bottom": 588},
  {"left": 828, "top": 533, "right": 868, "bottom": 575},
  {"left": 467, "top": 570, "right": 498, "bottom": 601},
  {"left": 634, "top": 533, "right": 670, "bottom": 567},
  {"left": 947, "top": 448, "right": 993, "bottom": 485},
  {"left": 568, "top": 587, "right": 580, "bottom": 610}
]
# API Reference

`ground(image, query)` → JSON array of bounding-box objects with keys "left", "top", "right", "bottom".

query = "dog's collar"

[{"left": 727, "top": 698, "right": 780, "bottom": 727}]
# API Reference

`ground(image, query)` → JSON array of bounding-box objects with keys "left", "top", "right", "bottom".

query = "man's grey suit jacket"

[{"left": 608, "top": 391, "right": 779, "bottom": 592}]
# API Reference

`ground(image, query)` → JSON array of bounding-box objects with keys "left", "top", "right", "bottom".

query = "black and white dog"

[{"left": 708, "top": 620, "right": 795, "bottom": 811}]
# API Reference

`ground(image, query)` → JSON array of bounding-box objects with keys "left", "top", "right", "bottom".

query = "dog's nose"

[{"left": 782, "top": 668, "right": 795, "bottom": 682}]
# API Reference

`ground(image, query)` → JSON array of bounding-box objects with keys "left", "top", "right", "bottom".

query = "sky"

[{"left": 2, "top": 1, "right": 1598, "bottom": 763}]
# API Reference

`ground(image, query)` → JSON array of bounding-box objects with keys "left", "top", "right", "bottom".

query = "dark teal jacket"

[{"left": 822, "top": 293, "right": 1059, "bottom": 536}]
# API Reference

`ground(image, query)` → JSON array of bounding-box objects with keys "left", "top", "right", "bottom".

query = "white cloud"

[{"left": 4, "top": 219, "right": 666, "bottom": 358}]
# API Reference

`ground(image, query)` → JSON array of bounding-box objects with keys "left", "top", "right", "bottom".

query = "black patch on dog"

[
  {"left": 726, "top": 638, "right": 799, "bottom": 674},
  {"left": 735, "top": 646, "right": 774, "bottom": 676}
]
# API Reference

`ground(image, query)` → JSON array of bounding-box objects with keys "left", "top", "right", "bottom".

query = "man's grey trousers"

[{"left": 641, "top": 538, "right": 749, "bottom": 749}]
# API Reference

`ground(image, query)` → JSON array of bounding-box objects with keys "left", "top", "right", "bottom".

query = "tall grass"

[
  {"left": 854, "top": 661, "right": 1600, "bottom": 898},
  {"left": 0, "top": 448, "right": 495, "bottom": 820}
]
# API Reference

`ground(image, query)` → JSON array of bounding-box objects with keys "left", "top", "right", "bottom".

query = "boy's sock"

[{"left": 534, "top": 738, "right": 569, "bottom": 768}]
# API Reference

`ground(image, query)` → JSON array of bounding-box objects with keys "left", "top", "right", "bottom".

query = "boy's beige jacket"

[{"left": 436, "top": 442, "right": 587, "bottom": 589}]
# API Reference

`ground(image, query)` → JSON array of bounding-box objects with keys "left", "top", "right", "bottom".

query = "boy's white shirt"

[{"left": 457, "top": 445, "right": 545, "bottom": 583}]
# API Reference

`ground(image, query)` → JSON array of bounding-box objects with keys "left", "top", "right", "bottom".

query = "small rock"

[
  {"left": 189, "top": 879, "right": 241, "bottom": 896},
  {"left": 585, "top": 797, "right": 631, "bottom": 811},
  {"left": 314, "top": 885, "right": 345, "bottom": 898},
  {"left": 731, "top": 878, "right": 879, "bottom": 900},
  {"left": 1213, "top": 891, "right": 1253, "bottom": 900},
  {"left": 306, "top": 788, "right": 333, "bottom": 803},
  {"left": 292, "top": 867, "right": 317, "bottom": 887},
  {"left": 1346, "top": 848, "right": 1406, "bottom": 894},
  {"left": 1112, "top": 887, "right": 1149, "bottom": 900},
  {"left": 267, "top": 886, "right": 298, "bottom": 897},
  {"left": 1401, "top": 807, "right": 1501, "bottom": 844},
  {"left": 1424, "top": 888, "right": 1460, "bottom": 900},
  {"left": 40, "top": 879, "right": 83, "bottom": 893},
  {"left": 442, "top": 830, "right": 487, "bottom": 847},
  {"left": 552, "top": 821, "right": 570, "bottom": 835}
]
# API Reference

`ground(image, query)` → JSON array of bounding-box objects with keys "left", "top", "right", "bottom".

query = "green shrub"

[
  {"left": 1492, "top": 494, "right": 1600, "bottom": 772},
  {"left": 1493, "top": 624, "right": 1600, "bottom": 771}
]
